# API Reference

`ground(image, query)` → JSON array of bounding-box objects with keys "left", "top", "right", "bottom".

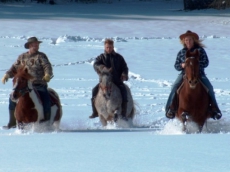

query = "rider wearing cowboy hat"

[
  {"left": 165, "top": 30, "right": 222, "bottom": 120},
  {"left": 1, "top": 37, "right": 53, "bottom": 129}
]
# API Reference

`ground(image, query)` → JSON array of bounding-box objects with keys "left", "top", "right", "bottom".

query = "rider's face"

[
  {"left": 29, "top": 42, "right": 40, "bottom": 54},
  {"left": 184, "top": 36, "right": 194, "bottom": 50},
  {"left": 104, "top": 43, "right": 114, "bottom": 54}
]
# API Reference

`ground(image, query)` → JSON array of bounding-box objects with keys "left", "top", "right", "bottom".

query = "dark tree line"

[
  {"left": 1, "top": 0, "right": 230, "bottom": 9},
  {"left": 184, "top": 0, "right": 230, "bottom": 10},
  {"left": 0, "top": 0, "right": 55, "bottom": 4}
]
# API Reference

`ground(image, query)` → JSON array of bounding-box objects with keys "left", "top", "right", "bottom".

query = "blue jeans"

[
  {"left": 117, "top": 83, "right": 128, "bottom": 102},
  {"left": 165, "top": 73, "right": 183, "bottom": 112},
  {"left": 9, "top": 84, "right": 51, "bottom": 114},
  {"left": 200, "top": 75, "right": 219, "bottom": 110},
  {"left": 165, "top": 73, "right": 219, "bottom": 112}
]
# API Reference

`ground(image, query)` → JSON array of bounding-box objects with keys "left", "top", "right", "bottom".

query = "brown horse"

[
  {"left": 177, "top": 50, "right": 211, "bottom": 132},
  {"left": 10, "top": 67, "right": 62, "bottom": 130}
]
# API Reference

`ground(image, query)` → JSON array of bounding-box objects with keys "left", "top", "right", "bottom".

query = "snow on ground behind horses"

[{"left": 0, "top": 1, "right": 230, "bottom": 171}]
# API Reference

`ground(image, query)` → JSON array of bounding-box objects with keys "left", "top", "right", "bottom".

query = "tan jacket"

[{"left": 6, "top": 51, "right": 53, "bottom": 85}]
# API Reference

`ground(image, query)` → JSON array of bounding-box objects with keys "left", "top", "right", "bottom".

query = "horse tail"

[
  {"left": 127, "top": 100, "right": 138, "bottom": 119},
  {"left": 129, "top": 106, "right": 135, "bottom": 119}
]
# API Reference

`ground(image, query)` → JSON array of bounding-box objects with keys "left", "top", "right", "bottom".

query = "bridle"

[
  {"left": 13, "top": 77, "right": 33, "bottom": 97},
  {"left": 13, "top": 86, "right": 32, "bottom": 97}
]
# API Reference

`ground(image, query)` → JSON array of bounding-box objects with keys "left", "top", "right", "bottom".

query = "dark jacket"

[
  {"left": 174, "top": 45, "right": 209, "bottom": 75},
  {"left": 94, "top": 51, "right": 128, "bottom": 84}
]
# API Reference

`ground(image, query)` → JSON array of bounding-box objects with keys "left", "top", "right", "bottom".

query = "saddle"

[{"left": 34, "top": 88, "right": 59, "bottom": 107}]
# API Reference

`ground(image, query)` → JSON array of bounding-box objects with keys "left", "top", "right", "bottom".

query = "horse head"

[
  {"left": 184, "top": 50, "right": 200, "bottom": 89},
  {"left": 100, "top": 68, "right": 113, "bottom": 99},
  {"left": 11, "top": 67, "right": 33, "bottom": 101}
]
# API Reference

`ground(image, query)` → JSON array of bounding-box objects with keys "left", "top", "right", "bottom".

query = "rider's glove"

[
  {"left": 42, "top": 74, "right": 51, "bottom": 82},
  {"left": 1, "top": 74, "right": 9, "bottom": 84}
]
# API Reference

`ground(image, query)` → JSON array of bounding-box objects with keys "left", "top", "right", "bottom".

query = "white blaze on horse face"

[{"left": 13, "top": 78, "right": 19, "bottom": 90}]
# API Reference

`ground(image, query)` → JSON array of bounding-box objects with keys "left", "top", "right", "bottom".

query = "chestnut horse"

[
  {"left": 10, "top": 67, "right": 62, "bottom": 130},
  {"left": 177, "top": 50, "right": 210, "bottom": 132},
  {"left": 94, "top": 69, "right": 135, "bottom": 127}
]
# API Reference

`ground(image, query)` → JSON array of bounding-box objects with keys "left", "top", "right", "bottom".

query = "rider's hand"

[
  {"left": 1, "top": 74, "right": 9, "bottom": 84},
  {"left": 121, "top": 74, "right": 128, "bottom": 81},
  {"left": 181, "top": 63, "right": 185, "bottom": 68},
  {"left": 42, "top": 74, "right": 51, "bottom": 82}
]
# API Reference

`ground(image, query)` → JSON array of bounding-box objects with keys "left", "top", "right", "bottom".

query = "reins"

[{"left": 13, "top": 86, "right": 32, "bottom": 97}]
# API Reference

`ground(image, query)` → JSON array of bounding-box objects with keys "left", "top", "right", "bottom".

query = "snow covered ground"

[{"left": 0, "top": 1, "right": 230, "bottom": 171}]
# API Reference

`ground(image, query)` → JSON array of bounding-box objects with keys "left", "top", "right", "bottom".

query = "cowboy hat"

[
  {"left": 179, "top": 30, "right": 199, "bottom": 40},
  {"left": 24, "top": 37, "right": 42, "bottom": 49}
]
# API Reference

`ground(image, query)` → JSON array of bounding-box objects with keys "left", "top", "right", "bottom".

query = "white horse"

[{"left": 94, "top": 69, "right": 135, "bottom": 127}]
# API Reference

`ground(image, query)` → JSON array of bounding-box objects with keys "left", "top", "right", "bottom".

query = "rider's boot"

[
  {"left": 44, "top": 112, "right": 51, "bottom": 121},
  {"left": 166, "top": 108, "right": 176, "bottom": 119},
  {"left": 89, "top": 98, "right": 98, "bottom": 118},
  {"left": 40, "top": 112, "right": 51, "bottom": 124},
  {"left": 3, "top": 110, "right": 16, "bottom": 129},
  {"left": 121, "top": 101, "right": 128, "bottom": 120},
  {"left": 209, "top": 101, "right": 222, "bottom": 120},
  {"left": 166, "top": 94, "right": 177, "bottom": 119}
]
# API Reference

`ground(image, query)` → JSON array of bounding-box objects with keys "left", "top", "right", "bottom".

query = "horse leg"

[
  {"left": 99, "top": 115, "right": 107, "bottom": 126},
  {"left": 114, "top": 110, "right": 118, "bottom": 122},
  {"left": 17, "top": 122, "right": 24, "bottom": 130},
  {"left": 198, "top": 125, "right": 203, "bottom": 133},
  {"left": 181, "top": 112, "right": 189, "bottom": 132}
]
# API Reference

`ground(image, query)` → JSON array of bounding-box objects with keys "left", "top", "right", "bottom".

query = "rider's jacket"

[
  {"left": 94, "top": 50, "right": 128, "bottom": 84},
  {"left": 174, "top": 45, "right": 209, "bottom": 75},
  {"left": 6, "top": 51, "right": 53, "bottom": 86}
]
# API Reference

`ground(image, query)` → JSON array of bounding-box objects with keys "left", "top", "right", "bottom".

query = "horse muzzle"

[
  {"left": 10, "top": 92, "right": 18, "bottom": 102},
  {"left": 188, "top": 80, "right": 198, "bottom": 89}
]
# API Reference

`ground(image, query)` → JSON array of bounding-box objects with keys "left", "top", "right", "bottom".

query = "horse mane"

[
  {"left": 186, "top": 49, "right": 199, "bottom": 59},
  {"left": 14, "top": 66, "right": 34, "bottom": 80}
]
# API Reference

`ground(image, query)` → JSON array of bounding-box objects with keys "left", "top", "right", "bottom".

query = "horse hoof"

[
  {"left": 121, "top": 116, "right": 128, "bottom": 121},
  {"left": 181, "top": 112, "right": 189, "bottom": 122},
  {"left": 114, "top": 114, "right": 118, "bottom": 122}
]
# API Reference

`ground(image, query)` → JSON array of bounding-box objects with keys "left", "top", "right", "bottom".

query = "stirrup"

[
  {"left": 166, "top": 109, "right": 176, "bottom": 119},
  {"left": 212, "top": 111, "right": 222, "bottom": 120},
  {"left": 2, "top": 125, "right": 16, "bottom": 129},
  {"left": 89, "top": 113, "right": 98, "bottom": 118}
]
